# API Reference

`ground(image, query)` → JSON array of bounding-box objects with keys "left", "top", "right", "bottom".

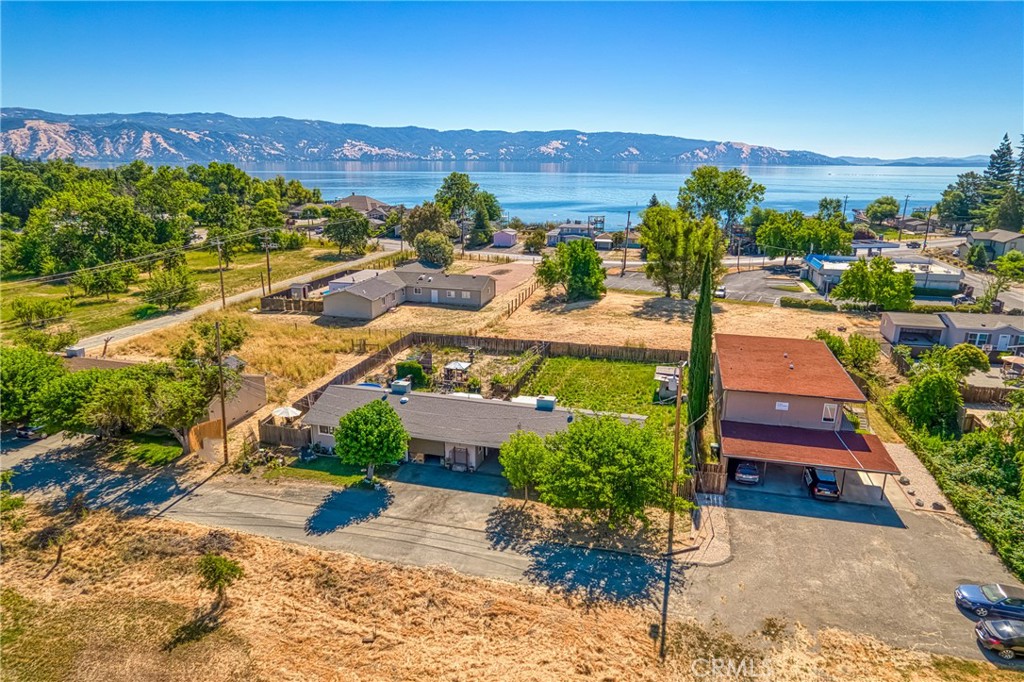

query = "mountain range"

[{"left": 0, "top": 108, "right": 986, "bottom": 167}]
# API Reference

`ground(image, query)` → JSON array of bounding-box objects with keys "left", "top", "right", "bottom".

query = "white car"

[{"left": 714, "top": 286, "right": 727, "bottom": 298}]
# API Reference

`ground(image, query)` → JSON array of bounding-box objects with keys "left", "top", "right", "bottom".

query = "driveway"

[{"left": 678, "top": 484, "right": 1024, "bottom": 662}]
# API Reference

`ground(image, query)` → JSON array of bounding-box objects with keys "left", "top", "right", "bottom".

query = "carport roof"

[{"left": 720, "top": 421, "right": 900, "bottom": 475}]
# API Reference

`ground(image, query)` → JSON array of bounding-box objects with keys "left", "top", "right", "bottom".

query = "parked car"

[
  {"left": 15, "top": 425, "right": 45, "bottom": 440},
  {"left": 714, "top": 286, "right": 727, "bottom": 298},
  {"left": 974, "top": 619, "right": 1024, "bottom": 660},
  {"left": 906, "top": 241, "right": 921, "bottom": 248},
  {"left": 734, "top": 461, "right": 760, "bottom": 485},
  {"left": 955, "top": 583, "right": 1024, "bottom": 619},
  {"left": 803, "top": 467, "right": 841, "bottom": 500},
  {"left": 952, "top": 293, "right": 975, "bottom": 306}
]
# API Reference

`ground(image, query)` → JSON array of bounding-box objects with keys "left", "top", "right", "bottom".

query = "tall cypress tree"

[{"left": 687, "top": 257, "right": 714, "bottom": 452}]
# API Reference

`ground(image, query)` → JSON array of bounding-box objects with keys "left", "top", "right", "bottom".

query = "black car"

[
  {"left": 975, "top": 619, "right": 1024, "bottom": 660},
  {"left": 955, "top": 583, "right": 1024, "bottom": 619},
  {"left": 803, "top": 467, "right": 840, "bottom": 500},
  {"left": 14, "top": 425, "right": 45, "bottom": 440},
  {"left": 906, "top": 241, "right": 921, "bottom": 248}
]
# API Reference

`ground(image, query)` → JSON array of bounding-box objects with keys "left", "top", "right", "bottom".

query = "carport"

[{"left": 720, "top": 421, "right": 901, "bottom": 500}]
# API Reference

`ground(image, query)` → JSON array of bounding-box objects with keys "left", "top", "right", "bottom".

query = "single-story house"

[
  {"left": 880, "top": 311, "right": 1024, "bottom": 356},
  {"left": 492, "top": 228, "right": 518, "bottom": 247},
  {"left": 804, "top": 254, "right": 963, "bottom": 294},
  {"left": 286, "top": 203, "right": 332, "bottom": 220},
  {"left": 594, "top": 232, "right": 615, "bottom": 250},
  {"left": 958, "top": 229, "right": 1024, "bottom": 260},
  {"left": 304, "top": 385, "right": 645, "bottom": 471},
  {"left": 331, "top": 193, "right": 392, "bottom": 215},
  {"left": 321, "top": 263, "right": 497, "bottom": 320}
]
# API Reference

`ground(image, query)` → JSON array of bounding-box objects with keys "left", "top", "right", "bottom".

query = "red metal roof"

[
  {"left": 715, "top": 334, "right": 866, "bottom": 403},
  {"left": 719, "top": 420, "right": 900, "bottom": 475}
]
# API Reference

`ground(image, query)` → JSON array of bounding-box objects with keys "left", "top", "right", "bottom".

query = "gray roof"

[
  {"left": 328, "top": 269, "right": 386, "bottom": 287},
  {"left": 394, "top": 264, "right": 494, "bottom": 292},
  {"left": 303, "top": 385, "right": 645, "bottom": 449},
  {"left": 324, "top": 271, "right": 405, "bottom": 301},
  {"left": 970, "top": 229, "right": 1024, "bottom": 244},
  {"left": 939, "top": 312, "right": 1024, "bottom": 332},
  {"left": 881, "top": 312, "right": 948, "bottom": 330},
  {"left": 498, "top": 228, "right": 518, "bottom": 235}
]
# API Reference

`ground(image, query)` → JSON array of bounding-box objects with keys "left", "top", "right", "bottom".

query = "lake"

[{"left": 239, "top": 162, "right": 973, "bottom": 229}]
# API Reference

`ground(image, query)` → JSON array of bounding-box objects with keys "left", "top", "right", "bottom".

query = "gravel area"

[
  {"left": 684, "top": 494, "right": 731, "bottom": 566},
  {"left": 883, "top": 442, "right": 955, "bottom": 514}
]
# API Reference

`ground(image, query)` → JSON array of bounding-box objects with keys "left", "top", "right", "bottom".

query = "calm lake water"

[{"left": 240, "top": 162, "right": 973, "bottom": 229}]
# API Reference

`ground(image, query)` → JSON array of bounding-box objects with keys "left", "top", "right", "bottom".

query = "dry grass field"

[{"left": 0, "top": 505, "right": 1014, "bottom": 682}]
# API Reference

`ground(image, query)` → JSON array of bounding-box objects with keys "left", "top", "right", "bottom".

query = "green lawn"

[
  {"left": 1, "top": 243, "right": 358, "bottom": 338},
  {"left": 263, "top": 456, "right": 397, "bottom": 487},
  {"left": 107, "top": 431, "right": 183, "bottom": 467},
  {"left": 520, "top": 357, "right": 678, "bottom": 427},
  {"left": 769, "top": 284, "right": 804, "bottom": 293}
]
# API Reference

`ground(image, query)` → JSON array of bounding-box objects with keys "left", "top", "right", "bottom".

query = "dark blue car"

[{"left": 955, "top": 583, "right": 1024, "bottom": 619}]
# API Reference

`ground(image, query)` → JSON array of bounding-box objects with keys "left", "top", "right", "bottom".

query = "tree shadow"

[
  {"left": 527, "top": 295, "right": 601, "bottom": 314},
  {"left": 304, "top": 486, "right": 394, "bottom": 536},
  {"left": 634, "top": 297, "right": 695, "bottom": 323},
  {"left": 163, "top": 602, "right": 223, "bottom": 651}
]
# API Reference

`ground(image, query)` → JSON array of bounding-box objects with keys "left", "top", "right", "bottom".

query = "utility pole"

[
  {"left": 215, "top": 321, "right": 229, "bottom": 467},
  {"left": 923, "top": 206, "right": 932, "bottom": 250},
  {"left": 259, "top": 232, "right": 273, "bottom": 290},
  {"left": 213, "top": 239, "right": 227, "bottom": 309},
  {"left": 659, "top": 359, "right": 686, "bottom": 661},
  {"left": 898, "top": 195, "right": 910, "bottom": 242},
  {"left": 620, "top": 211, "right": 631, "bottom": 277}
]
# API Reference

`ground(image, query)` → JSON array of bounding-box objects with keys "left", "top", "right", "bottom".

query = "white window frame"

[
  {"left": 318, "top": 424, "right": 335, "bottom": 435},
  {"left": 413, "top": 287, "right": 422, "bottom": 295},
  {"left": 966, "top": 332, "right": 991, "bottom": 347},
  {"left": 446, "top": 290, "right": 455, "bottom": 298},
  {"left": 461, "top": 290, "right": 471, "bottom": 299},
  {"left": 822, "top": 403, "right": 838, "bottom": 424}
]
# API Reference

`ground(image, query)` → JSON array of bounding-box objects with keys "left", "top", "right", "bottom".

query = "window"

[
  {"left": 774, "top": 401, "right": 789, "bottom": 411},
  {"left": 461, "top": 290, "right": 471, "bottom": 299},
  {"left": 318, "top": 424, "right": 335, "bottom": 435},
  {"left": 966, "top": 332, "right": 991, "bottom": 347},
  {"left": 413, "top": 287, "right": 422, "bottom": 295},
  {"left": 822, "top": 403, "right": 838, "bottom": 423},
  {"left": 446, "top": 290, "right": 455, "bottom": 298}
]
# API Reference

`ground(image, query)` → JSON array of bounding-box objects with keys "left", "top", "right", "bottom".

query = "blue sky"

[{"left": 2, "top": 2, "right": 1021, "bottom": 158}]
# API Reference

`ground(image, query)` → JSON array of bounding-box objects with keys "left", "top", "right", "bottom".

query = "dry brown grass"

[
  {"left": 1, "top": 505, "right": 1015, "bottom": 682},
  {"left": 489, "top": 291, "right": 880, "bottom": 349}
]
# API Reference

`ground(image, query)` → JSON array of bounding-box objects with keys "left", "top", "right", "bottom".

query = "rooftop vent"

[{"left": 789, "top": 363, "right": 795, "bottom": 370}]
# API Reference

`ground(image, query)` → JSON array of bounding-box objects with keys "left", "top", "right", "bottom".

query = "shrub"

[
  {"left": 413, "top": 231, "right": 454, "bottom": 267},
  {"left": 466, "top": 376, "right": 482, "bottom": 393},
  {"left": 276, "top": 230, "right": 306, "bottom": 250},
  {"left": 394, "top": 360, "right": 428, "bottom": 388},
  {"left": 780, "top": 297, "right": 837, "bottom": 311}
]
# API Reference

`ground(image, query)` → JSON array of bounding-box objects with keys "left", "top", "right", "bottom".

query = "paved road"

[{"left": 77, "top": 242, "right": 405, "bottom": 351}]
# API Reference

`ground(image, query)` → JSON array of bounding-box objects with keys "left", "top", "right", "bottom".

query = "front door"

[
  {"left": 998, "top": 334, "right": 1012, "bottom": 351},
  {"left": 430, "top": 289, "right": 438, "bottom": 303}
]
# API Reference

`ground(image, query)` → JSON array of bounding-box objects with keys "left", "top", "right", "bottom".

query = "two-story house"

[
  {"left": 713, "top": 334, "right": 900, "bottom": 498},
  {"left": 958, "top": 229, "right": 1024, "bottom": 260}
]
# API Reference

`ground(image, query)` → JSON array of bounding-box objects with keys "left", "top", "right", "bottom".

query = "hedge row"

[
  {"left": 873, "top": 392, "right": 1024, "bottom": 581},
  {"left": 779, "top": 297, "right": 838, "bottom": 312}
]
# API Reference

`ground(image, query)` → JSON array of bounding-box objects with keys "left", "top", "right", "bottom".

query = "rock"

[
  {"left": 899, "top": 476, "right": 911, "bottom": 486},
  {"left": 907, "top": 489, "right": 916, "bottom": 496},
  {"left": 362, "top": 633, "right": 376, "bottom": 644},
  {"left": 915, "top": 499, "right": 925, "bottom": 507},
  {"left": 932, "top": 502, "right": 946, "bottom": 511}
]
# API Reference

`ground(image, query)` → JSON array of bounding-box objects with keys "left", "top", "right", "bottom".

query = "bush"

[
  {"left": 413, "top": 231, "right": 454, "bottom": 267},
  {"left": 276, "top": 231, "right": 306, "bottom": 250},
  {"left": 780, "top": 297, "right": 837, "bottom": 311},
  {"left": 394, "top": 360, "right": 428, "bottom": 388},
  {"left": 466, "top": 376, "right": 482, "bottom": 393}
]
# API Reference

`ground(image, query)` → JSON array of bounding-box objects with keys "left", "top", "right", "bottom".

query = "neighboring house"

[
  {"left": 492, "top": 228, "right": 518, "bottom": 247},
  {"left": 804, "top": 254, "right": 963, "bottom": 294},
  {"left": 958, "top": 229, "right": 1024, "bottom": 260},
  {"left": 331, "top": 193, "right": 392, "bottom": 215},
  {"left": 713, "top": 334, "right": 899, "bottom": 490},
  {"left": 880, "top": 312, "right": 1024, "bottom": 357},
  {"left": 546, "top": 220, "right": 597, "bottom": 246},
  {"left": 594, "top": 232, "right": 614, "bottom": 250},
  {"left": 320, "top": 263, "right": 496, "bottom": 320},
  {"left": 286, "top": 202, "right": 331, "bottom": 220},
  {"left": 62, "top": 356, "right": 267, "bottom": 429},
  {"left": 303, "top": 385, "right": 644, "bottom": 472}
]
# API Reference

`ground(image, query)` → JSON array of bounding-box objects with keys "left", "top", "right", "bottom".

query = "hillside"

[{"left": 1, "top": 108, "right": 845, "bottom": 165}]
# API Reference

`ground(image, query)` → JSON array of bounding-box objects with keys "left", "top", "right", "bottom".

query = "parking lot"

[{"left": 721, "top": 267, "right": 823, "bottom": 303}]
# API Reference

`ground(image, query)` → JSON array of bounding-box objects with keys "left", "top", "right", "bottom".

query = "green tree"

[
  {"left": 250, "top": 198, "right": 285, "bottom": 230},
  {"left": 324, "top": 205, "right": 372, "bottom": 254},
  {"left": 469, "top": 206, "right": 493, "bottom": 247},
  {"left": 648, "top": 193, "right": 660, "bottom": 209},
  {"left": 9, "top": 297, "right": 71, "bottom": 328},
  {"left": 78, "top": 371, "right": 152, "bottom": 438},
  {"left": 435, "top": 172, "right": 479, "bottom": 217},
  {"left": 755, "top": 209, "right": 802, "bottom": 266},
  {"left": 12, "top": 326, "right": 79, "bottom": 354},
  {"left": 677, "top": 166, "right": 765, "bottom": 235},
  {"left": 334, "top": 399, "right": 409, "bottom": 481},
  {"left": 869, "top": 256, "right": 915, "bottom": 311},
  {"left": 639, "top": 204, "right": 682, "bottom": 296},
  {"left": 816, "top": 197, "right": 844, "bottom": 223},
  {"left": 688, "top": 257, "right": 714, "bottom": 449},
  {"left": 813, "top": 328, "right": 848, "bottom": 362},
  {"left": 984, "top": 134, "right": 1016, "bottom": 189},
  {"left": 925, "top": 344, "right": 991, "bottom": 379},
  {"left": 865, "top": 196, "right": 900, "bottom": 226},
  {"left": 31, "top": 370, "right": 106, "bottom": 435},
  {"left": 150, "top": 376, "right": 213, "bottom": 454},
  {"left": 143, "top": 266, "right": 200, "bottom": 310},
  {"left": 891, "top": 370, "right": 962, "bottom": 434},
  {"left": 300, "top": 206, "right": 321, "bottom": 220},
  {"left": 966, "top": 243, "right": 989, "bottom": 269},
  {"left": 203, "top": 193, "right": 246, "bottom": 266},
  {"left": 990, "top": 187, "right": 1022, "bottom": 232},
  {"left": 394, "top": 360, "right": 428, "bottom": 388},
  {"left": 403, "top": 202, "right": 456, "bottom": 242},
  {"left": 831, "top": 258, "right": 873, "bottom": 306},
  {"left": 475, "top": 191, "right": 502, "bottom": 221},
  {"left": 414, "top": 230, "right": 455, "bottom": 267},
  {"left": 539, "top": 415, "right": 674, "bottom": 526},
  {"left": 937, "top": 172, "right": 985, "bottom": 232},
  {"left": 536, "top": 239, "right": 606, "bottom": 301},
  {"left": 979, "top": 250, "right": 1024, "bottom": 311},
  {"left": 499, "top": 430, "right": 548, "bottom": 501},
  {"left": 0, "top": 346, "right": 66, "bottom": 424},
  {"left": 523, "top": 229, "right": 546, "bottom": 254},
  {"left": 197, "top": 553, "right": 244, "bottom": 606},
  {"left": 845, "top": 333, "right": 880, "bottom": 373}
]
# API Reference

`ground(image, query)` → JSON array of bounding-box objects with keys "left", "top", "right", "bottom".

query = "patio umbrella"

[{"left": 271, "top": 406, "right": 302, "bottom": 419}]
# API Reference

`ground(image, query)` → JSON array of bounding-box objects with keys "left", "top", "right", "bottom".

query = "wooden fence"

[
  {"left": 695, "top": 461, "right": 728, "bottom": 494},
  {"left": 258, "top": 416, "right": 312, "bottom": 447},
  {"left": 959, "top": 383, "right": 1019, "bottom": 404},
  {"left": 293, "top": 335, "right": 414, "bottom": 411},
  {"left": 505, "top": 280, "right": 540, "bottom": 318},
  {"left": 261, "top": 297, "right": 325, "bottom": 313},
  {"left": 188, "top": 418, "right": 223, "bottom": 454}
]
